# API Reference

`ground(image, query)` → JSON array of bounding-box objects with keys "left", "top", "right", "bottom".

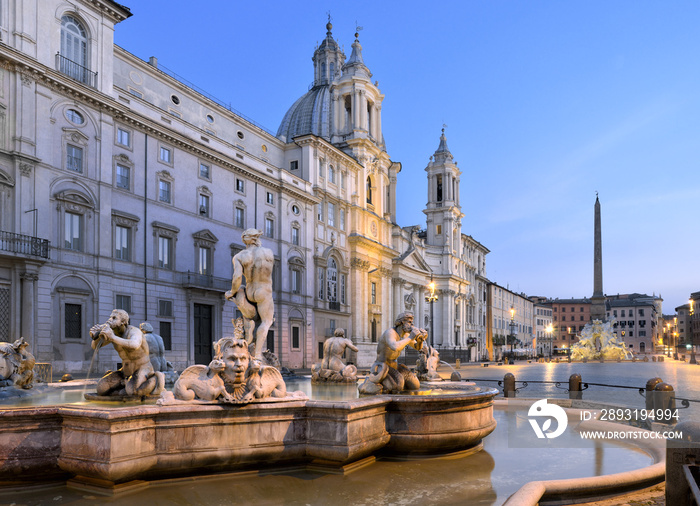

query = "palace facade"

[{"left": 0, "top": 1, "right": 490, "bottom": 373}]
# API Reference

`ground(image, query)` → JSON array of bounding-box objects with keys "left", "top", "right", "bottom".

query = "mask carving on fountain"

[
  {"left": 160, "top": 318, "right": 300, "bottom": 404},
  {"left": 0, "top": 337, "right": 35, "bottom": 389},
  {"left": 311, "top": 328, "right": 359, "bottom": 383}
]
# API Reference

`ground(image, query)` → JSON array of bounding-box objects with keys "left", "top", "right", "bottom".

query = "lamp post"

[
  {"left": 545, "top": 324, "right": 553, "bottom": 359},
  {"left": 690, "top": 298, "right": 696, "bottom": 365},
  {"left": 666, "top": 324, "right": 671, "bottom": 358},
  {"left": 425, "top": 277, "right": 438, "bottom": 348},
  {"left": 509, "top": 306, "right": 516, "bottom": 359}
]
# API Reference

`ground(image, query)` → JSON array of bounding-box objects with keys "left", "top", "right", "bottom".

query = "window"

[
  {"left": 562, "top": 307, "right": 566, "bottom": 312},
  {"left": 198, "top": 246, "right": 211, "bottom": 275},
  {"left": 199, "top": 194, "right": 210, "bottom": 217},
  {"left": 290, "top": 160, "right": 298, "bottom": 171},
  {"left": 66, "top": 144, "right": 83, "bottom": 173},
  {"left": 206, "top": 114, "right": 214, "bottom": 124},
  {"left": 170, "top": 94, "right": 180, "bottom": 105},
  {"left": 329, "top": 165, "right": 336, "bottom": 184},
  {"left": 235, "top": 207, "right": 245, "bottom": 228},
  {"left": 116, "top": 164, "right": 130, "bottom": 189},
  {"left": 116, "top": 294, "right": 132, "bottom": 314},
  {"left": 117, "top": 128, "right": 131, "bottom": 147},
  {"left": 266, "top": 192, "right": 274, "bottom": 205},
  {"left": 60, "top": 15, "right": 89, "bottom": 83},
  {"left": 158, "top": 236, "right": 172, "bottom": 269},
  {"left": 291, "top": 226, "right": 300, "bottom": 246},
  {"left": 639, "top": 309, "right": 644, "bottom": 317},
  {"left": 339, "top": 208, "right": 345, "bottom": 231},
  {"left": 265, "top": 217, "right": 274, "bottom": 238},
  {"left": 436, "top": 224, "right": 442, "bottom": 235},
  {"left": 317, "top": 203, "right": 323, "bottom": 222},
  {"left": 292, "top": 204, "right": 300, "bottom": 215},
  {"left": 159, "top": 180, "right": 171, "bottom": 203},
  {"left": 66, "top": 109, "right": 84, "bottom": 125},
  {"left": 236, "top": 178, "right": 245, "bottom": 193},
  {"left": 160, "top": 321, "right": 172, "bottom": 351},
  {"left": 340, "top": 172, "right": 345, "bottom": 189},
  {"left": 366, "top": 176, "right": 373, "bottom": 204},
  {"left": 371, "top": 282, "right": 377, "bottom": 304},
  {"left": 237, "top": 131, "right": 245, "bottom": 140},
  {"left": 318, "top": 267, "right": 324, "bottom": 299},
  {"left": 319, "top": 162, "right": 324, "bottom": 179},
  {"left": 158, "top": 299, "right": 173, "bottom": 317},
  {"left": 292, "top": 326, "right": 300, "bottom": 349},
  {"left": 115, "top": 225, "right": 131, "bottom": 260},
  {"left": 159, "top": 146, "right": 172, "bottom": 164},
  {"left": 64, "top": 303, "right": 82, "bottom": 340},
  {"left": 327, "top": 259, "right": 338, "bottom": 302},
  {"left": 199, "top": 162, "right": 210, "bottom": 179},
  {"left": 64, "top": 212, "right": 82, "bottom": 250},
  {"left": 291, "top": 269, "right": 301, "bottom": 294},
  {"left": 327, "top": 202, "right": 335, "bottom": 227},
  {"left": 436, "top": 175, "right": 443, "bottom": 202},
  {"left": 340, "top": 274, "right": 346, "bottom": 304}
]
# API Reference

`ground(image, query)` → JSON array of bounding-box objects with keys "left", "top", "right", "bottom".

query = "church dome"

[
  {"left": 276, "top": 84, "right": 332, "bottom": 142},
  {"left": 277, "top": 21, "right": 344, "bottom": 143}
]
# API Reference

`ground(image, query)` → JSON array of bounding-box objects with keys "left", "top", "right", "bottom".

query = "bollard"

[
  {"left": 643, "top": 356, "right": 649, "bottom": 362},
  {"left": 645, "top": 377, "right": 663, "bottom": 411},
  {"left": 569, "top": 373, "right": 583, "bottom": 400},
  {"left": 666, "top": 420, "right": 700, "bottom": 506},
  {"left": 652, "top": 356, "right": 657, "bottom": 362},
  {"left": 455, "top": 359, "right": 461, "bottom": 369},
  {"left": 503, "top": 372, "right": 516, "bottom": 398},
  {"left": 652, "top": 382, "right": 676, "bottom": 424},
  {"left": 582, "top": 357, "right": 588, "bottom": 363}
]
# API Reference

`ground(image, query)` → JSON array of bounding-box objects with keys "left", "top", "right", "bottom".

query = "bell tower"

[{"left": 424, "top": 129, "right": 464, "bottom": 254}]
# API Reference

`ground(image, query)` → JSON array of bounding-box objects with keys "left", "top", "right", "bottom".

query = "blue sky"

[{"left": 114, "top": 1, "right": 700, "bottom": 312}]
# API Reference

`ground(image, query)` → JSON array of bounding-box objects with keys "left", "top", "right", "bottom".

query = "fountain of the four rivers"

[{"left": 0, "top": 229, "right": 688, "bottom": 505}]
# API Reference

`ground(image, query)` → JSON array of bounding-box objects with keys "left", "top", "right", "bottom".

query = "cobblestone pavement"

[{"left": 575, "top": 485, "right": 665, "bottom": 506}]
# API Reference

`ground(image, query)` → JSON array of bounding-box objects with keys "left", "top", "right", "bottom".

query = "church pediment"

[{"left": 393, "top": 246, "right": 431, "bottom": 273}]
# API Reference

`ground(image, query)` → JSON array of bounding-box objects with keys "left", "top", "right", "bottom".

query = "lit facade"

[{"left": 0, "top": 1, "right": 491, "bottom": 372}]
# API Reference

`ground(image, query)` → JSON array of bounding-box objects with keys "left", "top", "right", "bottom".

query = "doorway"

[{"left": 194, "top": 303, "right": 213, "bottom": 364}]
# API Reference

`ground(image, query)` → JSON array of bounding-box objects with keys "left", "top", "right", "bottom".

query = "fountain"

[
  {"left": 0, "top": 229, "right": 499, "bottom": 494},
  {"left": 570, "top": 319, "right": 632, "bottom": 361}
]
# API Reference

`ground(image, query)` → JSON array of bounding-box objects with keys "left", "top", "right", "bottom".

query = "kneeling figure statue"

[
  {"left": 90, "top": 309, "right": 165, "bottom": 397},
  {"left": 311, "top": 328, "right": 358, "bottom": 383},
  {"left": 358, "top": 312, "right": 428, "bottom": 395}
]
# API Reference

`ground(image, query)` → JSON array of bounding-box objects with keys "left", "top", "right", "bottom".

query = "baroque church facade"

[{"left": 0, "top": 1, "right": 490, "bottom": 374}]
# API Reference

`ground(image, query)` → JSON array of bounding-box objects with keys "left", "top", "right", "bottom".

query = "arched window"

[
  {"left": 60, "top": 15, "right": 90, "bottom": 84},
  {"left": 366, "top": 176, "right": 372, "bottom": 204},
  {"left": 327, "top": 258, "right": 337, "bottom": 302}
]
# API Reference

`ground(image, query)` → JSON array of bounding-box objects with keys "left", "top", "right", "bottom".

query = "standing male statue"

[
  {"left": 90, "top": 309, "right": 164, "bottom": 397},
  {"left": 358, "top": 311, "right": 428, "bottom": 394},
  {"left": 225, "top": 228, "right": 274, "bottom": 359}
]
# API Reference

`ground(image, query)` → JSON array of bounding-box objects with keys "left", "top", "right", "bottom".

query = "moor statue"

[
  {"left": 225, "top": 229, "right": 274, "bottom": 360},
  {"left": 0, "top": 337, "right": 35, "bottom": 389}
]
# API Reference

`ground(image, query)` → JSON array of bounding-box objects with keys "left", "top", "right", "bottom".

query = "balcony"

[
  {"left": 0, "top": 231, "right": 50, "bottom": 259},
  {"left": 56, "top": 53, "right": 97, "bottom": 88},
  {"left": 181, "top": 271, "right": 230, "bottom": 292}
]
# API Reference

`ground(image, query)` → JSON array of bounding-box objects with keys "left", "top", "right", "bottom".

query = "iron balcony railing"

[
  {"left": 56, "top": 53, "right": 97, "bottom": 88},
  {"left": 0, "top": 231, "right": 50, "bottom": 259},
  {"left": 182, "top": 271, "right": 230, "bottom": 292}
]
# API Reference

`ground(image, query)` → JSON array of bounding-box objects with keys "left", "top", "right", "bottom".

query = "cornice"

[{"left": 0, "top": 44, "right": 307, "bottom": 200}]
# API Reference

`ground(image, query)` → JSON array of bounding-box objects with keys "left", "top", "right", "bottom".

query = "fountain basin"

[{"left": 0, "top": 383, "right": 497, "bottom": 492}]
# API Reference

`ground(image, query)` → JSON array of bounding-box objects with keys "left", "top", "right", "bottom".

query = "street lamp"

[
  {"left": 545, "top": 324, "right": 553, "bottom": 359},
  {"left": 425, "top": 276, "right": 438, "bottom": 348},
  {"left": 509, "top": 306, "right": 516, "bottom": 359},
  {"left": 690, "top": 298, "right": 696, "bottom": 365},
  {"left": 666, "top": 324, "right": 671, "bottom": 358}
]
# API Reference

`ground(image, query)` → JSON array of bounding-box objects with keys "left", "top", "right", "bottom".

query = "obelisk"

[{"left": 590, "top": 193, "right": 606, "bottom": 321}]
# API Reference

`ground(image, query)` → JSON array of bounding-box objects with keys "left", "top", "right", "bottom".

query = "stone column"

[{"left": 20, "top": 271, "right": 38, "bottom": 350}]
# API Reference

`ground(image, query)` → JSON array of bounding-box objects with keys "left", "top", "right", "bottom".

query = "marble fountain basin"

[{"left": 0, "top": 382, "right": 498, "bottom": 492}]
